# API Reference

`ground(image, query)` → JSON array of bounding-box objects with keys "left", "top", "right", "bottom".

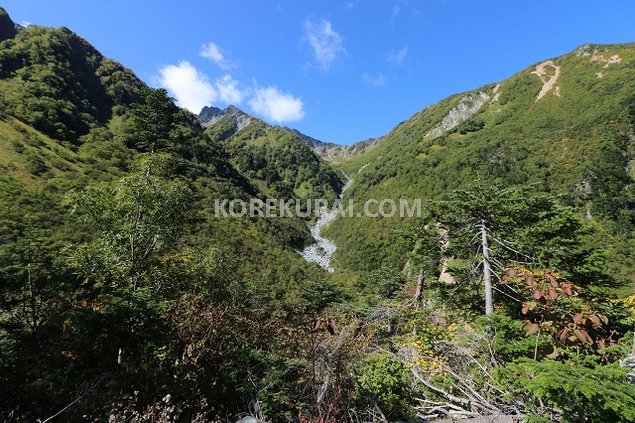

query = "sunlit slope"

[{"left": 328, "top": 43, "right": 635, "bottom": 278}]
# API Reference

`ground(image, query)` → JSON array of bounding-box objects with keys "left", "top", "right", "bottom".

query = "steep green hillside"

[
  {"left": 204, "top": 107, "right": 343, "bottom": 200},
  {"left": 0, "top": 9, "right": 342, "bottom": 420},
  {"left": 327, "top": 43, "right": 635, "bottom": 284},
  {"left": 0, "top": 8, "right": 17, "bottom": 42},
  {"left": 0, "top": 23, "right": 147, "bottom": 144},
  {"left": 0, "top": 113, "right": 96, "bottom": 184},
  {"left": 1, "top": 5, "right": 635, "bottom": 421}
]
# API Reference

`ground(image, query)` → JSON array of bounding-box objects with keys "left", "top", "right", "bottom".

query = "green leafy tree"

[
  {"left": 430, "top": 182, "right": 616, "bottom": 315},
  {"left": 67, "top": 153, "right": 191, "bottom": 366},
  {"left": 494, "top": 359, "right": 635, "bottom": 422},
  {"left": 128, "top": 88, "right": 180, "bottom": 153},
  {"left": 354, "top": 353, "right": 413, "bottom": 420}
]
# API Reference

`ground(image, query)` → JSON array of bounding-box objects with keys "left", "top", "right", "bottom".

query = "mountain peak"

[
  {"left": 0, "top": 7, "right": 17, "bottom": 42},
  {"left": 198, "top": 105, "right": 224, "bottom": 121},
  {"left": 224, "top": 104, "right": 242, "bottom": 114},
  {"left": 282, "top": 127, "right": 380, "bottom": 163},
  {"left": 197, "top": 104, "right": 251, "bottom": 128}
]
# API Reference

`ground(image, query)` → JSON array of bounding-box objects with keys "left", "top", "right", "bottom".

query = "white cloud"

[
  {"left": 200, "top": 42, "right": 224, "bottom": 63},
  {"left": 200, "top": 42, "right": 236, "bottom": 70},
  {"left": 303, "top": 19, "right": 345, "bottom": 71},
  {"left": 248, "top": 86, "right": 305, "bottom": 123},
  {"left": 158, "top": 62, "right": 304, "bottom": 123},
  {"left": 362, "top": 73, "right": 386, "bottom": 88},
  {"left": 158, "top": 62, "right": 245, "bottom": 112},
  {"left": 387, "top": 46, "right": 408, "bottom": 66},
  {"left": 19, "top": 21, "right": 32, "bottom": 28},
  {"left": 158, "top": 61, "right": 217, "bottom": 112},
  {"left": 216, "top": 74, "right": 244, "bottom": 104}
]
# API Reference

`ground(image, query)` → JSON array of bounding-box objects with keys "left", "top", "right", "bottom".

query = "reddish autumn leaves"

[
  {"left": 502, "top": 268, "right": 579, "bottom": 304},
  {"left": 502, "top": 267, "right": 616, "bottom": 353}
]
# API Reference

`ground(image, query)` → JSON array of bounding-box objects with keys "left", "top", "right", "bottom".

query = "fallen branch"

[
  {"left": 39, "top": 373, "right": 108, "bottom": 423},
  {"left": 411, "top": 366, "right": 508, "bottom": 419}
]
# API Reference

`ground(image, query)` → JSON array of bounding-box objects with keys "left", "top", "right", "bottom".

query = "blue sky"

[{"left": 4, "top": 1, "right": 635, "bottom": 144}]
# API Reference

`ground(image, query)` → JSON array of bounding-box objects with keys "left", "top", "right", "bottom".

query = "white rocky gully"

[
  {"left": 215, "top": 197, "right": 422, "bottom": 272},
  {"left": 213, "top": 198, "right": 422, "bottom": 219}
]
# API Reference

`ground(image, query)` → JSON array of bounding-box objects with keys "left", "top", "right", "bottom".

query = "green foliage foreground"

[{"left": 0, "top": 9, "right": 634, "bottom": 421}]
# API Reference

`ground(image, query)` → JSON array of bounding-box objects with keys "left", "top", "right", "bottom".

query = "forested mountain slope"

[
  {"left": 1, "top": 6, "right": 635, "bottom": 422},
  {"left": 0, "top": 8, "right": 344, "bottom": 420},
  {"left": 287, "top": 127, "right": 381, "bottom": 163},
  {"left": 202, "top": 106, "right": 343, "bottom": 200},
  {"left": 327, "top": 43, "right": 635, "bottom": 285}
]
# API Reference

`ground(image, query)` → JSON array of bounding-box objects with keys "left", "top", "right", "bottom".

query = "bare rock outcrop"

[
  {"left": 425, "top": 91, "right": 490, "bottom": 139},
  {"left": 531, "top": 60, "right": 561, "bottom": 101}
]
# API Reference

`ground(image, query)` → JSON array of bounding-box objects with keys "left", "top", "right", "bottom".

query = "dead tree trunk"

[
  {"left": 414, "top": 269, "right": 424, "bottom": 310},
  {"left": 412, "top": 269, "right": 425, "bottom": 335},
  {"left": 481, "top": 221, "right": 493, "bottom": 315}
]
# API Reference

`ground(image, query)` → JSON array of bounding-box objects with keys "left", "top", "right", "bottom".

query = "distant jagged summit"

[
  {"left": 197, "top": 103, "right": 379, "bottom": 161},
  {"left": 284, "top": 127, "right": 381, "bottom": 163},
  {"left": 197, "top": 104, "right": 252, "bottom": 130},
  {"left": 0, "top": 7, "right": 17, "bottom": 42},
  {"left": 197, "top": 105, "right": 224, "bottom": 123}
]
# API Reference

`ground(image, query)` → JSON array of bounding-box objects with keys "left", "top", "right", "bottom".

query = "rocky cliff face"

[
  {"left": 198, "top": 104, "right": 252, "bottom": 131},
  {"left": 197, "top": 105, "right": 224, "bottom": 125},
  {"left": 425, "top": 91, "right": 491, "bottom": 139}
]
